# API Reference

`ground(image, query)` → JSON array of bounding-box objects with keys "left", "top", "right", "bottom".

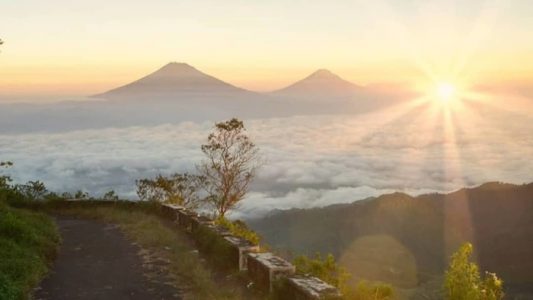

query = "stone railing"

[{"left": 160, "top": 203, "right": 343, "bottom": 300}]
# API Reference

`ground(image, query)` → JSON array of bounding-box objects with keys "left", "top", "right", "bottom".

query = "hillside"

[{"left": 248, "top": 182, "right": 533, "bottom": 298}]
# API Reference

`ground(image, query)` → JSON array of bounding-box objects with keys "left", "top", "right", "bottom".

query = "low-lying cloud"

[{"left": 1, "top": 98, "right": 532, "bottom": 218}]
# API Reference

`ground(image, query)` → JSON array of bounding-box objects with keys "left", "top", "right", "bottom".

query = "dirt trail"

[{"left": 34, "top": 216, "right": 182, "bottom": 300}]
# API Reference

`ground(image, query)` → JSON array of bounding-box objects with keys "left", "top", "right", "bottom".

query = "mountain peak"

[
  {"left": 272, "top": 68, "right": 361, "bottom": 98},
  {"left": 160, "top": 62, "right": 195, "bottom": 70},
  {"left": 308, "top": 69, "right": 338, "bottom": 79},
  {"left": 95, "top": 62, "right": 250, "bottom": 99},
  {"left": 152, "top": 62, "right": 202, "bottom": 77}
]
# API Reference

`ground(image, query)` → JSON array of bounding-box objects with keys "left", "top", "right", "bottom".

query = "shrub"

[
  {"left": 136, "top": 173, "right": 202, "bottom": 209},
  {"left": 215, "top": 217, "right": 260, "bottom": 245},
  {"left": 102, "top": 190, "right": 119, "bottom": 201},
  {"left": 194, "top": 223, "right": 235, "bottom": 270},
  {"left": 0, "top": 205, "right": 60, "bottom": 300},
  {"left": 444, "top": 243, "right": 504, "bottom": 300},
  {"left": 343, "top": 281, "right": 393, "bottom": 300},
  {"left": 293, "top": 253, "right": 350, "bottom": 289},
  {"left": 293, "top": 253, "right": 393, "bottom": 300}
]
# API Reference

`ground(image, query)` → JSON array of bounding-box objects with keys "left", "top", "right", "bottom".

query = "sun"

[{"left": 436, "top": 82, "right": 457, "bottom": 103}]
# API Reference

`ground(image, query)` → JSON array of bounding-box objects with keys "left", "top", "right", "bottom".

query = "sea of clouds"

[{"left": 1, "top": 99, "right": 532, "bottom": 218}]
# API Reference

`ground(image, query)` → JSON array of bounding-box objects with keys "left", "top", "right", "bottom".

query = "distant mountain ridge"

[
  {"left": 0, "top": 62, "right": 414, "bottom": 133},
  {"left": 95, "top": 63, "right": 365, "bottom": 101},
  {"left": 271, "top": 69, "right": 363, "bottom": 98},
  {"left": 95, "top": 62, "right": 254, "bottom": 100},
  {"left": 248, "top": 182, "right": 533, "bottom": 299}
]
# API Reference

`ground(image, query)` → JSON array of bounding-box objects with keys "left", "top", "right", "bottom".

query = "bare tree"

[{"left": 198, "top": 118, "right": 261, "bottom": 218}]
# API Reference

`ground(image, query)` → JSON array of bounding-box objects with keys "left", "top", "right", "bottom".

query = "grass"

[
  {"left": 52, "top": 204, "right": 254, "bottom": 300},
  {"left": 0, "top": 201, "right": 60, "bottom": 300}
]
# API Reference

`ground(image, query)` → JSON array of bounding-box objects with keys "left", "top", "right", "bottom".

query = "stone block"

[
  {"left": 160, "top": 203, "right": 185, "bottom": 222},
  {"left": 177, "top": 209, "right": 197, "bottom": 232},
  {"left": 190, "top": 215, "right": 214, "bottom": 233},
  {"left": 284, "top": 275, "right": 342, "bottom": 300},
  {"left": 223, "top": 235, "right": 259, "bottom": 271},
  {"left": 247, "top": 252, "right": 295, "bottom": 292}
]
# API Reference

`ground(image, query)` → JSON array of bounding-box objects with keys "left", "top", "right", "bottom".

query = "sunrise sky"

[{"left": 1, "top": 0, "right": 533, "bottom": 100}]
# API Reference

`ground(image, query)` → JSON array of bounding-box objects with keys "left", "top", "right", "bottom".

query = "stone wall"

[{"left": 160, "top": 203, "right": 343, "bottom": 300}]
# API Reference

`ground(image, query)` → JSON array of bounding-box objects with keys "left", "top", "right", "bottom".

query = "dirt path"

[{"left": 34, "top": 216, "right": 182, "bottom": 300}]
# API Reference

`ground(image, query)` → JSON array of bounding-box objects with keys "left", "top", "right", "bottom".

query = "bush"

[
  {"left": 293, "top": 253, "right": 393, "bottom": 300},
  {"left": 136, "top": 173, "right": 202, "bottom": 209},
  {"left": 194, "top": 224, "right": 235, "bottom": 270},
  {"left": 343, "top": 281, "right": 393, "bottom": 300},
  {"left": 0, "top": 204, "right": 60, "bottom": 300},
  {"left": 293, "top": 253, "right": 350, "bottom": 289},
  {"left": 215, "top": 217, "right": 260, "bottom": 245},
  {"left": 444, "top": 243, "right": 504, "bottom": 300}
]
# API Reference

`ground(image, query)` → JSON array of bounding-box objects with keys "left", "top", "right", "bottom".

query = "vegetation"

[
  {"left": 294, "top": 253, "right": 350, "bottom": 288},
  {"left": 0, "top": 162, "right": 81, "bottom": 206},
  {"left": 136, "top": 173, "right": 202, "bottom": 209},
  {"left": 198, "top": 118, "right": 261, "bottom": 218},
  {"left": 293, "top": 253, "right": 393, "bottom": 300},
  {"left": 0, "top": 161, "right": 60, "bottom": 300},
  {"left": 194, "top": 222, "right": 238, "bottom": 271},
  {"left": 16, "top": 180, "right": 48, "bottom": 201},
  {"left": 444, "top": 243, "right": 504, "bottom": 300},
  {"left": 0, "top": 203, "right": 60, "bottom": 300},
  {"left": 135, "top": 118, "right": 261, "bottom": 218},
  {"left": 215, "top": 217, "right": 260, "bottom": 245},
  {"left": 0, "top": 118, "right": 263, "bottom": 298},
  {"left": 250, "top": 182, "right": 533, "bottom": 297},
  {"left": 102, "top": 190, "right": 119, "bottom": 201}
]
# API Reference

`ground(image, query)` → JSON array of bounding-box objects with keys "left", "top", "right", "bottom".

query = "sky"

[{"left": 1, "top": 0, "right": 533, "bottom": 100}]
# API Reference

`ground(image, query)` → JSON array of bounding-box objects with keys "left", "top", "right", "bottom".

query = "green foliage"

[
  {"left": 0, "top": 162, "right": 69, "bottom": 206},
  {"left": 136, "top": 173, "right": 202, "bottom": 209},
  {"left": 293, "top": 253, "right": 393, "bottom": 300},
  {"left": 0, "top": 203, "right": 60, "bottom": 300},
  {"left": 42, "top": 192, "right": 66, "bottom": 203},
  {"left": 0, "top": 163, "right": 26, "bottom": 206},
  {"left": 133, "top": 118, "right": 262, "bottom": 218},
  {"left": 293, "top": 253, "right": 350, "bottom": 289},
  {"left": 343, "top": 281, "right": 393, "bottom": 300},
  {"left": 444, "top": 243, "right": 504, "bottom": 300},
  {"left": 215, "top": 217, "right": 260, "bottom": 245},
  {"left": 194, "top": 224, "right": 235, "bottom": 270}
]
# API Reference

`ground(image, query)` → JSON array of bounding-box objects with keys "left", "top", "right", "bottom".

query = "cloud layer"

[{"left": 1, "top": 99, "right": 532, "bottom": 218}]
